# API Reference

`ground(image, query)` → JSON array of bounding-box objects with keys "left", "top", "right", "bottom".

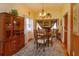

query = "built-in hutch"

[{"left": 0, "top": 12, "right": 25, "bottom": 56}]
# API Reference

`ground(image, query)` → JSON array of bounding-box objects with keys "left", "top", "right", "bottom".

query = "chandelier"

[
  {"left": 39, "top": 9, "right": 46, "bottom": 18},
  {"left": 39, "top": 4, "right": 52, "bottom": 19},
  {"left": 39, "top": 4, "right": 46, "bottom": 18}
]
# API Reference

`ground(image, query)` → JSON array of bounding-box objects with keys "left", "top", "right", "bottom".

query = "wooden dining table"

[{"left": 34, "top": 29, "right": 52, "bottom": 51}]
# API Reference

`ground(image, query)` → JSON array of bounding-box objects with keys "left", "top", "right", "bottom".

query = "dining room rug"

[{"left": 13, "top": 38, "right": 64, "bottom": 56}]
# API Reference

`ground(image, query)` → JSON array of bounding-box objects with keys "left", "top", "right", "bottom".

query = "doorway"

[{"left": 64, "top": 13, "right": 68, "bottom": 49}]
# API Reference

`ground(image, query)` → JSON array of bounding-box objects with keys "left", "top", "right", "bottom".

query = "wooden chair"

[
  {"left": 45, "top": 31, "right": 53, "bottom": 47},
  {"left": 34, "top": 30, "right": 47, "bottom": 52}
]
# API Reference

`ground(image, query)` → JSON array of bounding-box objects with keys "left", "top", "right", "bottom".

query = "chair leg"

[
  {"left": 43, "top": 44, "right": 45, "bottom": 52},
  {"left": 36, "top": 43, "right": 38, "bottom": 50}
]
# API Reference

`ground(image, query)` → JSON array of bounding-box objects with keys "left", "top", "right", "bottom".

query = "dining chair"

[{"left": 34, "top": 30, "right": 47, "bottom": 52}]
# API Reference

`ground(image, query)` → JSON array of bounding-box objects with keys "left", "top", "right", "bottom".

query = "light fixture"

[
  {"left": 39, "top": 4, "right": 46, "bottom": 18},
  {"left": 39, "top": 9, "right": 46, "bottom": 17},
  {"left": 39, "top": 4, "right": 52, "bottom": 19}
]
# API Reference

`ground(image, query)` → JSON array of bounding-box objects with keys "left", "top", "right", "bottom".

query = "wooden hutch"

[{"left": 0, "top": 12, "right": 25, "bottom": 56}]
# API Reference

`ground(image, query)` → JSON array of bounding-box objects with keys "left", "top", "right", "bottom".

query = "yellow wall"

[
  {"left": 13, "top": 4, "right": 37, "bottom": 19},
  {"left": 61, "top": 4, "right": 71, "bottom": 54},
  {"left": 0, "top": 4, "right": 14, "bottom": 13}
]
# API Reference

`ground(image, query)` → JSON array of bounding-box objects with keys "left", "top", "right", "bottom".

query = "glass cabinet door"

[
  {"left": 5, "top": 15, "right": 12, "bottom": 38},
  {"left": 13, "top": 17, "right": 20, "bottom": 36}
]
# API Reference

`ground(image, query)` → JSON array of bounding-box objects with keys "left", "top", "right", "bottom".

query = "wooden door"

[
  {"left": 70, "top": 4, "right": 79, "bottom": 56},
  {"left": 64, "top": 13, "right": 68, "bottom": 49}
]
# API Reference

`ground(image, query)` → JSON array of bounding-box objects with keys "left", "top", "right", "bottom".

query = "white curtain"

[
  {"left": 36, "top": 23, "right": 42, "bottom": 30},
  {"left": 51, "top": 22, "right": 57, "bottom": 30}
]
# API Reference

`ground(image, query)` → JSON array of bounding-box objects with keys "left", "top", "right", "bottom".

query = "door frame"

[
  {"left": 64, "top": 12, "right": 68, "bottom": 50},
  {"left": 70, "top": 4, "right": 73, "bottom": 56}
]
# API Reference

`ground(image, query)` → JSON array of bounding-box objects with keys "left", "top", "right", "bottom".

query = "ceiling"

[
  {"left": 13, "top": 3, "right": 67, "bottom": 19},
  {"left": 24, "top": 3, "right": 65, "bottom": 13}
]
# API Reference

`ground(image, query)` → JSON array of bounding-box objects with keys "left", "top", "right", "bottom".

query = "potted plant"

[{"left": 10, "top": 9, "right": 18, "bottom": 16}]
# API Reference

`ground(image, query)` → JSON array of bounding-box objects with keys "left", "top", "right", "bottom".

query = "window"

[
  {"left": 24, "top": 17, "right": 33, "bottom": 32},
  {"left": 51, "top": 22, "right": 57, "bottom": 29}
]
